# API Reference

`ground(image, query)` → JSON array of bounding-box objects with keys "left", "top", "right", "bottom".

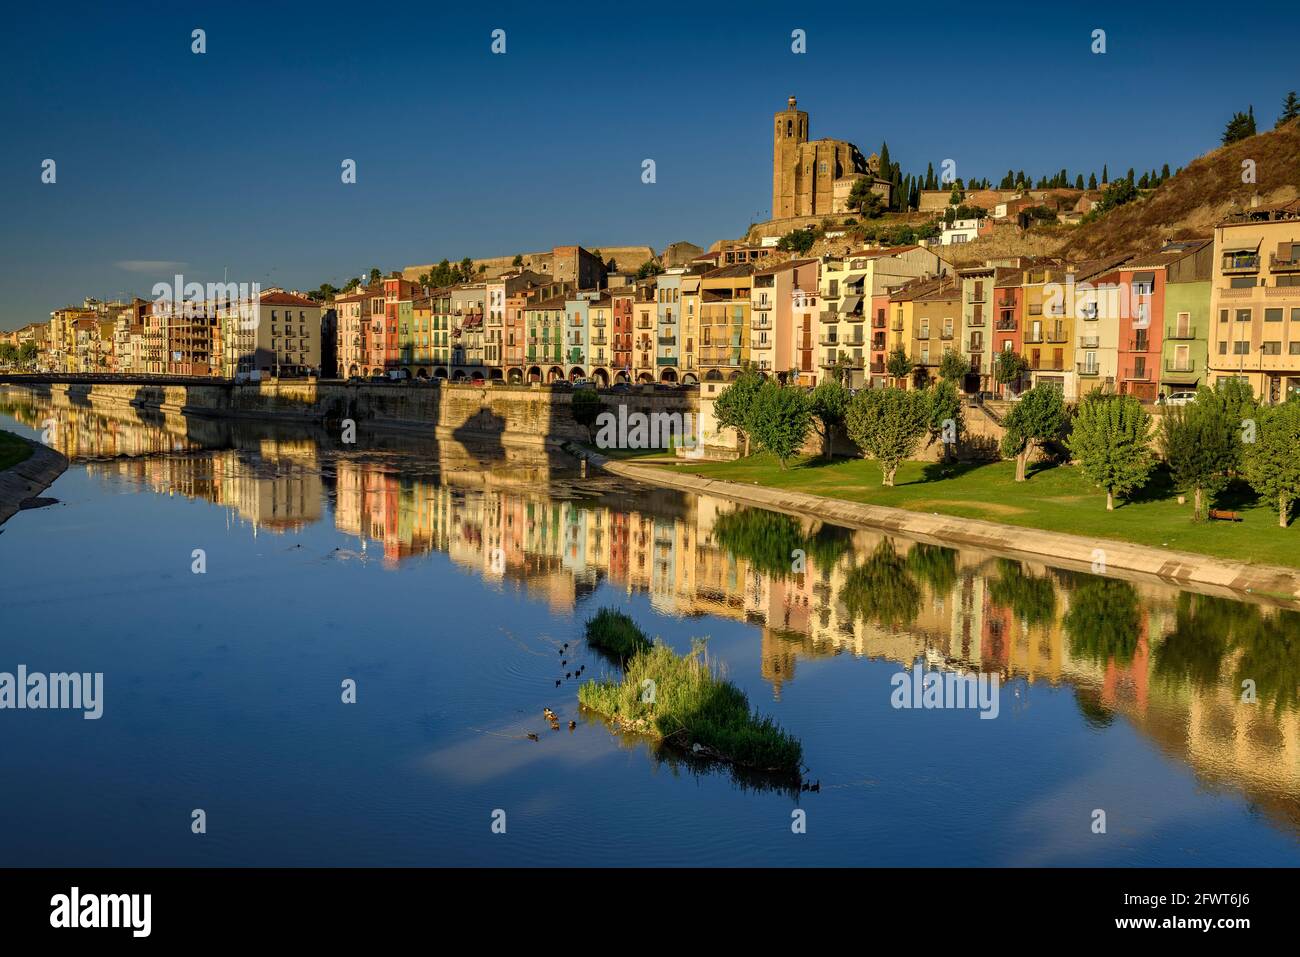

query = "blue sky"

[{"left": 1, "top": 0, "right": 1297, "bottom": 329}]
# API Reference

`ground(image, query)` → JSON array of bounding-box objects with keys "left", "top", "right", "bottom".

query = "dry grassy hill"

[{"left": 1058, "top": 118, "right": 1300, "bottom": 259}]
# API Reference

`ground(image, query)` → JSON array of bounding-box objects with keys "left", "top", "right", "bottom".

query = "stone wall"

[{"left": 8, "top": 379, "right": 697, "bottom": 451}]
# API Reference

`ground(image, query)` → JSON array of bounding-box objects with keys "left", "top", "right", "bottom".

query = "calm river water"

[{"left": 1, "top": 387, "right": 1297, "bottom": 866}]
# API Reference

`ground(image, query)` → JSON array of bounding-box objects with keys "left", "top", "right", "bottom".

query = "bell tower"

[{"left": 772, "top": 95, "right": 808, "bottom": 220}]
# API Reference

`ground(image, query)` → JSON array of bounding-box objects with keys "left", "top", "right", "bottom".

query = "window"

[
  {"left": 1262, "top": 341, "right": 1282, "bottom": 355},
  {"left": 1230, "top": 277, "right": 1257, "bottom": 288},
  {"left": 1233, "top": 341, "right": 1250, "bottom": 355},
  {"left": 1266, "top": 308, "right": 1284, "bottom": 322},
  {"left": 1219, "top": 308, "right": 1229, "bottom": 323},
  {"left": 1290, "top": 342, "right": 1300, "bottom": 355},
  {"left": 1236, "top": 309, "right": 1252, "bottom": 322}
]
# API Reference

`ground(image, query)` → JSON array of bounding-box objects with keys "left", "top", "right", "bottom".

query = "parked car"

[
  {"left": 1159, "top": 391, "right": 1197, "bottom": 406},
  {"left": 609, "top": 383, "right": 631, "bottom": 394}
]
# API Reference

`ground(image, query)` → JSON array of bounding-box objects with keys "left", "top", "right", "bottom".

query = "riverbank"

[
  {"left": 0, "top": 431, "right": 67, "bottom": 527},
  {"left": 576, "top": 447, "right": 1300, "bottom": 605}
]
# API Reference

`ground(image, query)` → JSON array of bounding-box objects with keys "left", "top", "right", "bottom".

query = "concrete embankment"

[
  {"left": 582, "top": 449, "right": 1300, "bottom": 607},
  {"left": 0, "top": 434, "right": 68, "bottom": 528}
]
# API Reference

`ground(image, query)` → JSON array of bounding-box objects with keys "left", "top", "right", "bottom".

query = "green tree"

[
  {"left": 1088, "top": 172, "right": 1098, "bottom": 190},
  {"left": 885, "top": 346, "right": 913, "bottom": 384},
  {"left": 714, "top": 367, "right": 763, "bottom": 456},
  {"left": 1201, "top": 378, "right": 1259, "bottom": 471},
  {"left": 926, "top": 379, "right": 965, "bottom": 462},
  {"left": 1278, "top": 91, "right": 1300, "bottom": 128},
  {"left": 776, "top": 228, "right": 817, "bottom": 255},
  {"left": 368, "top": 268, "right": 382, "bottom": 284},
  {"left": 846, "top": 387, "right": 930, "bottom": 486},
  {"left": 1243, "top": 400, "right": 1300, "bottom": 527},
  {"left": 1159, "top": 398, "right": 1236, "bottom": 521},
  {"left": 513, "top": 254, "right": 524, "bottom": 267},
  {"left": 749, "top": 381, "right": 812, "bottom": 469},
  {"left": 1001, "top": 384, "right": 1067, "bottom": 482},
  {"left": 635, "top": 259, "right": 665, "bottom": 280},
  {"left": 18, "top": 341, "right": 38, "bottom": 369},
  {"left": 809, "top": 379, "right": 850, "bottom": 459},
  {"left": 848, "top": 179, "right": 885, "bottom": 218},
  {"left": 938, "top": 349, "right": 969, "bottom": 382},
  {"left": 0, "top": 342, "right": 17, "bottom": 367},
  {"left": 1223, "top": 105, "right": 1257, "bottom": 144},
  {"left": 570, "top": 387, "right": 602, "bottom": 442},
  {"left": 1066, "top": 394, "right": 1154, "bottom": 510}
]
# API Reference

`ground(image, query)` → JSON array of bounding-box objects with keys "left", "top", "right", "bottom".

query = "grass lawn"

[
  {"left": 654, "top": 453, "right": 1300, "bottom": 569},
  {"left": 0, "top": 430, "right": 32, "bottom": 472}
]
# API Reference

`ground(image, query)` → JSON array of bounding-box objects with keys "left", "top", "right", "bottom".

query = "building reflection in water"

[{"left": 5, "top": 389, "right": 1299, "bottom": 835}]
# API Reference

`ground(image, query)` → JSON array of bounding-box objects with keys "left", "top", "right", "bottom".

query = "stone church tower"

[
  {"left": 771, "top": 96, "right": 881, "bottom": 220},
  {"left": 772, "top": 96, "right": 809, "bottom": 220}
]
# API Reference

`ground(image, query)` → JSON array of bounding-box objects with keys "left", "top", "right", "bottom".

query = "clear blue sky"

[{"left": 1, "top": 0, "right": 1296, "bottom": 330}]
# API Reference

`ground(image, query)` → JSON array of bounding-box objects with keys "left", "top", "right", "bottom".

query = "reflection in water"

[{"left": 5, "top": 387, "right": 1300, "bottom": 845}]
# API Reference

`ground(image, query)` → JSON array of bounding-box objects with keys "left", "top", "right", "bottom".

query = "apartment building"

[
  {"left": 655, "top": 270, "right": 683, "bottom": 384},
  {"left": 1208, "top": 201, "right": 1300, "bottom": 403},
  {"left": 910, "top": 278, "right": 962, "bottom": 386},
  {"left": 632, "top": 281, "right": 657, "bottom": 383},
  {"left": 525, "top": 294, "right": 567, "bottom": 383},
  {"left": 698, "top": 264, "right": 755, "bottom": 389},
  {"left": 750, "top": 258, "right": 817, "bottom": 380},
  {"left": 221, "top": 291, "right": 322, "bottom": 379}
]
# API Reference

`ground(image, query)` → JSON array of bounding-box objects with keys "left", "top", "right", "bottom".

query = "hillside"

[{"left": 1058, "top": 118, "right": 1300, "bottom": 259}]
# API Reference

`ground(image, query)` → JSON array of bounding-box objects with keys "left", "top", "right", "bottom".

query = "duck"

[
  {"left": 555, "top": 679, "right": 561, "bottom": 688},
  {"left": 566, "top": 672, "right": 572, "bottom": 680},
  {"left": 526, "top": 733, "right": 538, "bottom": 742},
  {"left": 543, "top": 708, "right": 557, "bottom": 722},
  {"left": 568, "top": 720, "right": 576, "bottom": 731}
]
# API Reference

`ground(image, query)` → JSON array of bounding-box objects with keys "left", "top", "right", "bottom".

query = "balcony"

[
  {"left": 1047, "top": 332, "right": 1069, "bottom": 344},
  {"left": 1164, "top": 358, "right": 1197, "bottom": 374},
  {"left": 1166, "top": 324, "right": 1197, "bottom": 340},
  {"left": 996, "top": 296, "right": 1016, "bottom": 308},
  {"left": 567, "top": 350, "right": 583, "bottom": 363},
  {"left": 872, "top": 317, "right": 886, "bottom": 329},
  {"left": 1222, "top": 255, "right": 1261, "bottom": 274},
  {"left": 1122, "top": 366, "right": 1152, "bottom": 381},
  {"left": 1079, "top": 336, "right": 1100, "bottom": 349},
  {"left": 658, "top": 336, "right": 676, "bottom": 345},
  {"left": 916, "top": 331, "right": 930, "bottom": 341},
  {"left": 869, "top": 361, "right": 886, "bottom": 375},
  {"left": 1029, "top": 361, "right": 1065, "bottom": 372},
  {"left": 1270, "top": 253, "right": 1300, "bottom": 273},
  {"left": 819, "top": 335, "right": 838, "bottom": 346},
  {"left": 1076, "top": 363, "right": 1101, "bottom": 377},
  {"left": 940, "top": 329, "right": 955, "bottom": 340},
  {"left": 656, "top": 357, "right": 676, "bottom": 367},
  {"left": 995, "top": 320, "right": 1017, "bottom": 331},
  {"left": 1127, "top": 338, "right": 1153, "bottom": 352}
]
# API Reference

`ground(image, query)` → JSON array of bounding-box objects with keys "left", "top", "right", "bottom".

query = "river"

[{"left": 1, "top": 385, "right": 1297, "bottom": 866}]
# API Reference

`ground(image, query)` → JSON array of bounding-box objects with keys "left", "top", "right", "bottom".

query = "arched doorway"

[
  {"left": 507, "top": 367, "right": 523, "bottom": 384},
  {"left": 434, "top": 367, "right": 448, "bottom": 379},
  {"left": 592, "top": 368, "right": 610, "bottom": 388},
  {"left": 348, "top": 364, "right": 359, "bottom": 377},
  {"left": 547, "top": 366, "right": 565, "bottom": 383},
  {"left": 527, "top": 366, "right": 542, "bottom": 383},
  {"left": 660, "top": 368, "right": 678, "bottom": 383},
  {"left": 682, "top": 372, "right": 698, "bottom": 385},
  {"left": 452, "top": 370, "right": 466, "bottom": 382},
  {"left": 489, "top": 369, "right": 504, "bottom": 382},
  {"left": 704, "top": 370, "right": 723, "bottom": 382},
  {"left": 637, "top": 372, "right": 654, "bottom": 384},
  {"left": 615, "top": 371, "right": 631, "bottom": 384},
  {"left": 568, "top": 367, "right": 585, "bottom": 382}
]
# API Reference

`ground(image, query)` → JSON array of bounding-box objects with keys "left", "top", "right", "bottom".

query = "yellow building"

[
  {"left": 698, "top": 264, "right": 755, "bottom": 392},
  {"left": 1208, "top": 200, "right": 1300, "bottom": 402}
]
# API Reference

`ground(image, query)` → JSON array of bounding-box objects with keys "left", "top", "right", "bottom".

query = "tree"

[
  {"left": 18, "top": 341, "right": 38, "bottom": 369},
  {"left": 846, "top": 387, "right": 930, "bottom": 486},
  {"left": 1199, "top": 378, "right": 1258, "bottom": 471},
  {"left": 1064, "top": 577, "right": 1142, "bottom": 666},
  {"left": 1278, "top": 91, "right": 1300, "bottom": 128},
  {"left": 635, "top": 259, "right": 665, "bottom": 280},
  {"left": 926, "top": 379, "right": 965, "bottom": 462},
  {"left": 776, "top": 227, "right": 817, "bottom": 254},
  {"left": 570, "top": 387, "right": 602, "bottom": 442},
  {"left": 1223, "top": 105, "right": 1257, "bottom": 144},
  {"left": 938, "top": 349, "right": 970, "bottom": 382},
  {"left": 368, "top": 268, "right": 382, "bottom": 284},
  {"left": 1159, "top": 399, "right": 1236, "bottom": 521},
  {"left": 809, "top": 379, "right": 850, "bottom": 460},
  {"left": 993, "top": 350, "right": 1030, "bottom": 395},
  {"left": 1066, "top": 394, "right": 1154, "bottom": 510},
  {"left": 1088, "top": 172, "right": 1097, "bottom": 190},
  {"left": 1243, "top": 400, "right": 1300, "bottom": 527},
  {"left": 848, "top": 179, "right": 885, "bottom": 218},
  {"left": 714, "top": 367, "right": 763, "bottom": 456},
  {"left": 1075, "top": 173, "right": 1084, "bottom": 190},
  {"left": 1001, "top": 384, "right": 1067, "bottom": 482},
  {"left": 513, "top": 254, "right": 524, "bottom": 267},
  {"left": 749, "top": 381, "right": 812, "bottom": 469},
  {"left": 885, "top": 346, "right": 913, "bottom": 384},
  {"left": 0, "top": 342, "right": 17, "bottom": 368}
]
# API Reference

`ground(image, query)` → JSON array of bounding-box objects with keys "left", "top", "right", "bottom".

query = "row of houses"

[
  {"left": 12, "top": 199, "right": 1299, "bottom": 403},
  {"left": 28, "top": 291, "right": 329, "bottom": 378}
]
